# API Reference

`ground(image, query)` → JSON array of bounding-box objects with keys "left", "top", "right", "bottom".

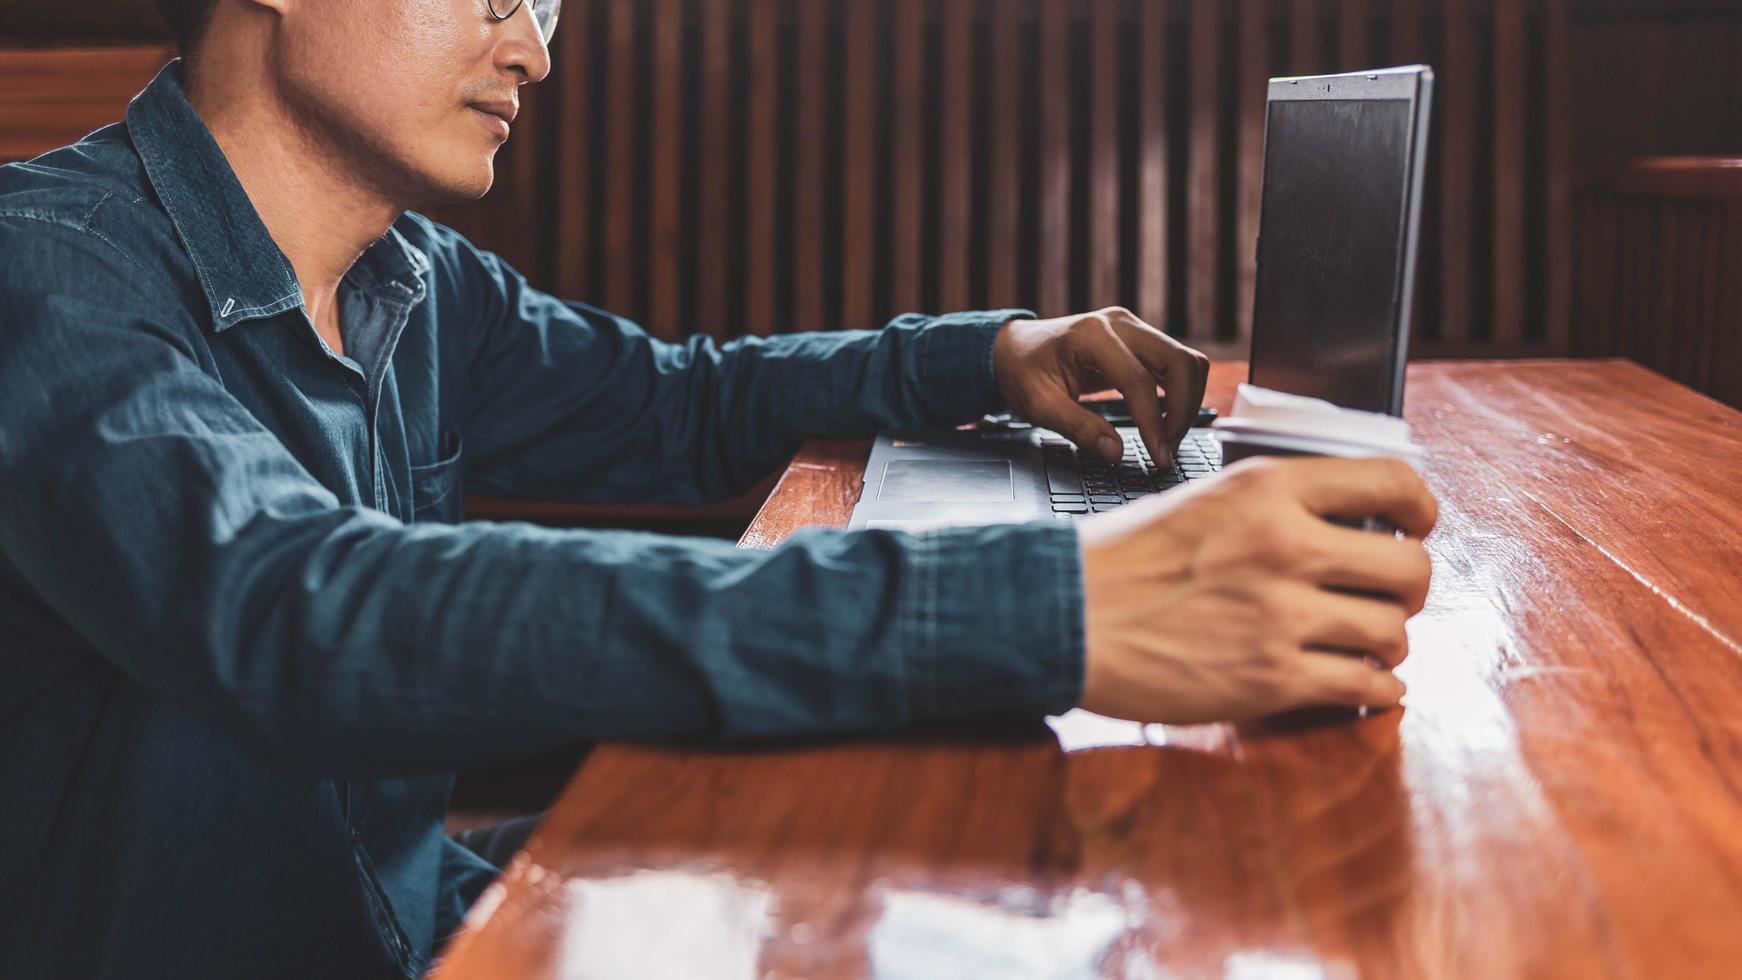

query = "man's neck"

[{"left": 185, "top": 63, "right": 401, "bottom": 352}]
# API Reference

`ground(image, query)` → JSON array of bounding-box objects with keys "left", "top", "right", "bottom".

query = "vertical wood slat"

[
  {"left": 839, "top": 0, "right": 880, "bottom": 328},
  {"left": 741, "top": 0, "right": 779, "bottom": 335},
  {"left": 553, "top": 1, "right": 594, "bottom": 301},
  {"left": 888, "top": 0, "right": 927, "bottom": 315},
  {"left": 601, "top": 0, "right": 641, "bottom": 318},
  {"left": 1337, "top": 0, "right": 1370, "bottom": 69},
  {"left": 1439, "top": 0, "right": 1474, "bottom": 348},
  {"left": 1291, "top": 0, "right": 1323, "bottom": 75},
  {"left": 1088, "top": 0, "right": 1122, "bottom": 307},
  {"left": 1235, "top": 0, "right": 1269, "bottom": 344},
  {"left": 692, "top": 0, "right": 736, "bottom": 339},
  {"left": 1389, "top": 0, "right": 1422, "bottom": 65},
  {"left": 1722, "top": 205, "right": 1742, "bottom": 408},
  {"left": 1036, "top": 0, "right": 1070, "bottom": 317},
  {"left": 936, "top": 0, "right": 974, "bottom": 313},
  {"left": 1135, "top": 0, "right": 1168, "bottom": 331},
  {"left": 647, "top": 0, "right": 687, "bottom": 339},
  {"left": 1186, "top": 0, "right": 1222, "bottom": 342},
  {"left": 985, "top": 0, "right": 1024, "bottom": 309},
  {"left": 452, "top": 0, "right": 1585, "bottom": 361},
  {"left": 1542, "top": 0, "right": 1573, "bottom": 354},
  {"left": 790, "top": 0, "right": 828, "bottom": 330},
  {"left": 1491, "top": 0, "right": 1527, "bottom": 346}
]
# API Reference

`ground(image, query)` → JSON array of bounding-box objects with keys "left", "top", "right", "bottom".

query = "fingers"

[
  {"left": 1075, "top": 313, "right": 1168, "bottom": 463},
  {"left": 1105, "top": 310, "right": 1210, "bottom": 450},
  {"left": 1032, "top": 388, "right": 1125, "bottom": 462},
  {"left": 1269, "top": 456, "right": 1440, "bottom": 539},
  {"left": 1299, "top": 523, "right": 1434, "bottom": 614},
  {"left": 1286, "top": 651, "right": 1407, "bottom": 711},
  {"left": 1294, "top": 586, "right": 1412, "bottom": 667}
]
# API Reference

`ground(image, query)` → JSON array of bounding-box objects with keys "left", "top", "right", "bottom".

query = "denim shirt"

[{"left": 0, "top": 62, "right": 1084, "bottom": 977}]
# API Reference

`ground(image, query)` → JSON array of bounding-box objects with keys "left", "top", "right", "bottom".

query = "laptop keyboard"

[{"left": 1040, "top": 429, "right": 1222, "bottom": 517}]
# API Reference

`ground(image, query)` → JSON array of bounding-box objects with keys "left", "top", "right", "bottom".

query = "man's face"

[{"left": 270, "top": 0, "right": 551, "bottom": 206}]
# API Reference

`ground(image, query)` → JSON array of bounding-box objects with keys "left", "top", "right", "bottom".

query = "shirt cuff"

[
  {"left": 913, "top": 308, "right": 1035, "bottom": 424},
  {"left": 896, "top": 520, "right": 1086, "bottom": 720}
]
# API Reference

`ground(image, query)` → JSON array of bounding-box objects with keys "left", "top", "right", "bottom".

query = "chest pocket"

[{"left": 409, "top": 430, "right": 463, "bottom": 524}]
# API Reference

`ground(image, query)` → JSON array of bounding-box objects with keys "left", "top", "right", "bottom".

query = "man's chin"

[{"left": 399, "top": 158, "right": 497, "bottom": 210}]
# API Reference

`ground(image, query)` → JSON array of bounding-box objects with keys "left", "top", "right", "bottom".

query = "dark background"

[{"left": 3, "top": 0, "right": 1739, "bottom": 387}]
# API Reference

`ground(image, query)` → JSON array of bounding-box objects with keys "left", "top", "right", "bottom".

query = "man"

[{"left": 0, "top": 0, "right": 1436, "bottom": 975}]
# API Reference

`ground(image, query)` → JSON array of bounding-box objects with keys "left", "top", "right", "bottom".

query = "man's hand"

[
  {"left": 994, "top": 307, "right": 1210, "bottom": 468},
  {"left": 1077, "top": 456, "right": 1438, "bottom": 724}
]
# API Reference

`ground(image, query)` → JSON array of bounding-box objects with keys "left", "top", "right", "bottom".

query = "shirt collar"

[{"left": 126, "top": 59, "right": 428, "bottom": 332}]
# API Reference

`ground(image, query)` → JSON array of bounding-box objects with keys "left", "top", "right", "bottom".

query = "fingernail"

[{"left": 1098, "top": 435, "right": 1122, "bottom": 461}]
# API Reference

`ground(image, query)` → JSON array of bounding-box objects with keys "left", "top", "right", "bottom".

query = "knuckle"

[
  {"left": 1383, "top": 458, "right": 1425, "bottom": 500},
  {"left": 1375, "top": 609, "right": 1410, "bottom": 659},
  {"left": 1257, "top": 519, "right": 1311, "bottom": 568},
  {"left": 1404, "top": 542, "right": 1433, "bottom": 610},
  {"left": 1341, "top": 672, "right": 1380, "bottom": 705},
  {"left": 1224, "top": 455, "right": 1288, "bottom": 493}
]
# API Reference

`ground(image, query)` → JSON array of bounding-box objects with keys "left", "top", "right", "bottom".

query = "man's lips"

[{"left": 468, "top": 100, "right": 517, "bottom": 138}]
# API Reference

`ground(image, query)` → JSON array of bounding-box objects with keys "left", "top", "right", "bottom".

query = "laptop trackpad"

[{"left": 877, "top": 460, "right": 1014, "bottom": 502}]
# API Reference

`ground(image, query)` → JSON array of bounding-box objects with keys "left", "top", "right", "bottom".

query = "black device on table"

[{"left": 849, "top": 65, "right": 1433, "bottom": 531}]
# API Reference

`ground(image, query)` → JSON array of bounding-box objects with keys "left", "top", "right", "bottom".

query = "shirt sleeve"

[
  {"left": 413, "top": 215, "right": 1031, "bottom": 505},
  {"left": 0, "top": 220, "right": 1083, "bottom": 779}
]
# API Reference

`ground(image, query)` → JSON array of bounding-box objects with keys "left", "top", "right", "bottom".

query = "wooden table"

[{"left": 436, "top": 359, "right": 1742, "bottom": 979}]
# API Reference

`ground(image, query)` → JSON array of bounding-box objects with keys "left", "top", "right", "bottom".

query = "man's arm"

[
  {"left": 408, "top": 214, "right": 1029, "bottom": 506},
  {"left": 0, "top": 223, "right": 1083, "bottom": 778}
]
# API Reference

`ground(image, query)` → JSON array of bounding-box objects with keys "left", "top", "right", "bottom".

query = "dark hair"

[{"left": 150, "top": 0, "right": 219, "bottom": 55}]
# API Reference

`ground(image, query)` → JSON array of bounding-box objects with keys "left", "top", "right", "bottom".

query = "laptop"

[{"left": 849, "top": 66, "right": 1435, "bottom": 531}]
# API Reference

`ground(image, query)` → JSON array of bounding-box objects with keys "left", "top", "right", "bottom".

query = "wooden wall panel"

[
  {"left": 693, "top": 0, "right": 737, "bottom": 340},
  {"left": 790, "top": 0, "right": 829, "bottom": 331},
  {"left": 1572, "top": 159, "right": 1742, "bottom": 410},
  {"left": 1185, "top": 1, "right": 1222, "bottom": 347},
  {"left": 600, "top": 0, "right": 641, "bottom": 319},
  {"left": 1491, "top": 0, "right": 1527, "bottom": 347},
  {"left": 0, "top": 46, "right": 173, "bottom": 162},
  {"left": 503, "top": 0, "right": 1583, "bottom": 360},
  {"left": 985, "top": 0, "right": 1025, "bottom": 309},
  {"left": 1036, "top": 0, "right": 1072, "bottom": 318},
  {"left": 1436, "top": 0, "right": 1474, "bottom": 351},
  {"left": 1135, "top": 0, "right": 1169, "bottom": 333},
  {"left": 5, "top": 1, "right": 1622, "bottom": 366},
  {"left": 1235, "top": 1, "right": 1268, "bottom": 353},
  {"left": 935, "top": 0, "right": 974, "bottom": 314},
  {"left": 839, "top": 0, "right": 881, "bottom": 329},
  {"left": 742, "top": 0, "right": 780, "bottom": 336},
  {"left": 1088, "top": 0, "right": 1123, "bottom": 309},
  {"left": 647, "top": 0, "right": 687, "bottom": 337}
]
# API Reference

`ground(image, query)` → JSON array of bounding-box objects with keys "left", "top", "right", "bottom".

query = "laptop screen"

[{"left": 1248, "top": 96, "right": 1416, "bottom": 415}]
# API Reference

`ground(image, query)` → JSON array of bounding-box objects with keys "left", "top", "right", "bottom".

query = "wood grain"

[
  {"left": 1035, "top": 0, "right": 1071, "bottom": 318},
  {"left": 692, "top": 0, "right": 736, "bottom": 340},
  {"left": 599, "top": 0, "right": 641, "bottom": 319},
  {"left": 1087, "top": 0, "right": 1122, "bottom": 308},
  {"left": 1186, "top": 1, "right": 1223, "bottom": 344},
  {"left": 1491, "top": 0, "right": 1527, "bottom": 347},
  {"left": 646, "top": 0, "right": 687, "bottom": 338},
  {"left": 839, "top": 0, "right": 880, "bottom": 329},
  {"left": 935, "top": 0, "right": 974, "bottom": 314},
  {"left": 0, "top": 46, "right": 172, "bottom": 162},
  {"left": 1571, "top": 157, "right": 1742, "bottom": 410},
  {"left": 790, "top": 0, "right": 829, "bottom": 331},
  {"left": 742, "top": 0, "right": 780, "bottom": 336},
  {"left": 436, "top": 359, "right": 1742, "bottom": 978},
  {"left": 552, "top": 1, "right": 595, "bottom": 301},
  {"left": 1135, "top": 0, "right": 1169, "bottom": 332},
  {"left": 1437, "top": 0, "right": 1474, "bottom": 350}
]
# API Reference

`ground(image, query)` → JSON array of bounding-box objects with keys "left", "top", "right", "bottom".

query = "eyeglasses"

[{"left": 487, "top": 0, "right": 562, "bottom": 44}]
